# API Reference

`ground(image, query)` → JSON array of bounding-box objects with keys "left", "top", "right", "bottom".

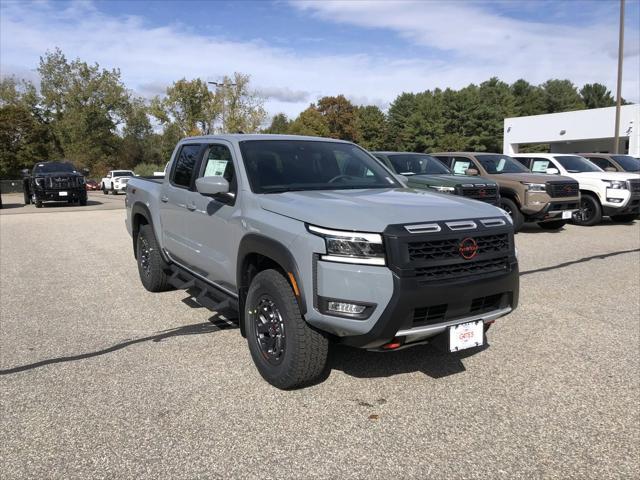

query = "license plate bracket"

[
  {"left": 562, "top": 210, "right": 572, "bottom": 219},
  {"left": 449, "top": 320, "right": 484, "bottom": 352}
]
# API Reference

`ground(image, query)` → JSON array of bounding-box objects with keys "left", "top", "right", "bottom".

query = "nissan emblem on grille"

[{"left": 459, "top": 238, "right": 478, "bottom": 259}]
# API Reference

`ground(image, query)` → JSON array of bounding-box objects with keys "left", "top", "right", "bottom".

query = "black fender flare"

[
  {"left": 131, "top": 202, "right": 160, "bottom": 258},
  {"left": 237, "top": 234, "right": 307, "bottom": 316},
  {"left": 499, "top": 187, "right": 522, "bottom": 207}
]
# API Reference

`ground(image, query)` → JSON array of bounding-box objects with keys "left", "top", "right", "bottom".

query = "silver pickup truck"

[{"left": 126, "top": 134, "right": 519, "bottom": 389}]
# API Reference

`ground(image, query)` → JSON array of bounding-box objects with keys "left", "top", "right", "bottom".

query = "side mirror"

[
  {"left": 546, "top": 168, "right": 559, "bottom": 175},
  {"left": 82, "top": 168, "right": 90, "bottom": 176},
  {"left": 465, "top": 168, "right": 479, "bottom": 176},
  {"left": 605, "top": 167, "right": 617, "bottom": 172},
  {"left": 196, "top": 176, "right": 229, "bottom": 196},
  {"left": 398, "top": 175, "right": 409, "bottom": 184},
  {"left": 106, "top": 174, "right": 111, "bottom": 178},
  {"left": 21, "top": 169, "right": 30, "bottom": 177}
]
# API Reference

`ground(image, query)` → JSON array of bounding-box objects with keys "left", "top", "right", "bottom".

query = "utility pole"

[
  {"left": 613, "top": 0, "right": 625, "bottom": 154},
  {"left": 208, "top": 81, "right": 237, "bottom": 133}
]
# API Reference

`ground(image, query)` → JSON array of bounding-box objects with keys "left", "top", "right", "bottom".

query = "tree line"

[{"left": 0, "top": 48, "right": 624, "bottom": 179}]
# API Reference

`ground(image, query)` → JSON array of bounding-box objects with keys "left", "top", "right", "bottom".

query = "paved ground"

[{"left": 1, "top": 195, "right": 639, "bottom": 479}]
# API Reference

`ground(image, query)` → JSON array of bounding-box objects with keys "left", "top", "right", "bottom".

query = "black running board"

[{"left": 168, "top": 266, "right": 239, "bottom": 313}]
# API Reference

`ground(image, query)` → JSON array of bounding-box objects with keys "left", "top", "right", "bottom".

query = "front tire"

[
  {"left": 500, "top": 197, "right": 524, "bottom": 232},
  {"left": 245, "top": 269, "right": 329, "bottom": 389},
  {"left": 574, "top": 194, "right": 602, "bottom": 226},
  {"left": 102, "top": 184, "right": 108, "bottom": 195},
  {"left": 136, "top": 224, "right": 171, "bottom": 292},
  {"left": 79, "top": 192, "right": 88, "bottom": 206},
  {"left": 610, "top": 214, "right": 638, "bottom": 223},
  {"left": 538, "top": 220, "right": 566, "bottom": 230}
]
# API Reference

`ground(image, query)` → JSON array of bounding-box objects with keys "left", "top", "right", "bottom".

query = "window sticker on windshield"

[{"left": 204, "top": 159, "right": 228, "bottom": 177}]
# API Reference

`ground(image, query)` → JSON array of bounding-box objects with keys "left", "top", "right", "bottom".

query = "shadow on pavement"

[
  {"left": 520, "top": 248, "right": 640, "bottom": 277},
  {"left": 0, "top": 319, "right": 233, "bottom": 376}
]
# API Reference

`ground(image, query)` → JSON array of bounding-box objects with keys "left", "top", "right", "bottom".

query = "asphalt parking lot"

[{"left": 1, "top": 192, "right": 639, "bottom": 479}]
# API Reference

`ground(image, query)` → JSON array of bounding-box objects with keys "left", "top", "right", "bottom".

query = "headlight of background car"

[
  {"left": 34, "top": 177, "right": 45, "bottom": 187},
  {"left": 308, "top": 225, "right": 385, "bottom": 266},
  {"left": 428, "top": 185, "right": 456, "bottom": 193},
  {"left": 602, "top": 180, "right": 627, "bottom": 189},
  {"left": 523, "top": 182, "right": 546, "bottom": 192}
]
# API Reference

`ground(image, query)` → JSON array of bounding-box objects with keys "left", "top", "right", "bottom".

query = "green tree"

[
  {"left": 386, "top": 92, "right": 418, "bottom": 150},
  {"left": 541, "top": 79, "right": 585, "bottom": 113},
  {"left": 511, "top": 79, "right": 546, "bottom": 116},
  {"left": 579, "top": 83, "right": 615, "bottom": 109},
  {"left": 264, "top": 113, "right": 291, "bottom": 134},
  {"left": 316, "top": 95, "right": 358, "bottom": 141},
  {"left": 219, "top": 73, "right": 267, "bottom": 133},
  {"left": 354, "top": 105, "right": 387, "bottom": 150},
  {"left": 288, "top": 104, "right": 330, "bottom": 137}
]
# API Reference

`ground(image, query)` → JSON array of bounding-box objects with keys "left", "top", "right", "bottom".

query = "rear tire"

[
  {"left": 500, "top": 197, "right": 524, "bottom": 232},
  {"left": 102, "top": 184, "right": 108, "bottom": 195},
  {"left": 610, "top": 214, "right": 638, "bottom": 223},
  {"left": 24, "top": 190, "right": 31, "bottom": 205},
  {"left": 136, "top": 224, "right": 171, "bottom": 292},
  {"left": 538, "top": 220, "right": 566, "bottom": 230},
  {"left": 573, "top": 193, "right": 602, "bottom": 226},
  {"left": 245, "top": 269, "right": 329, "bottom": 389}
]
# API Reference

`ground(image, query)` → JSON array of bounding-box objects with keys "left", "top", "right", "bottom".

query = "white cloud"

[{"left": 1, "top": 0, "right": 638, "bottom": 124}]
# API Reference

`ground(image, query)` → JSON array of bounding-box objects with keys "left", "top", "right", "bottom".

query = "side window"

[
  {"left": 588, "top": 157, "right": 610, "bottom": 170},
  {"left": 451, "top": 157, "right": 473, "bottom": 175},
  {"left": 514, "top": 157, "right": 531, "bottom": 169},
  {"left": 201, "top": 144, "right": 236, "bottom": 193},
  {"left": 171, "top": 144, "right": 202, "bottom": 188},
  {"left": 434, "top": 156, "right": 452, "bottom": 167},
  {"left": 530, "top": 158, "right": 552, "bottom": 173}
]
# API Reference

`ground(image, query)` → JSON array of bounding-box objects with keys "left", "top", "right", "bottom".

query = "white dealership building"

[{"left": 503, "top": 104, "right": 640, "bottom": 157}]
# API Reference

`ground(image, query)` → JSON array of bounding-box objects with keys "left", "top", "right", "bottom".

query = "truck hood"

[
  {"left": 489, "top": 172, "right": 564, "bottom": 183},
  {"left": 407, "top": 174, "right": 497, "bottom": 187},
  {"left": 566, "top": 171, "right": 640, "bottom": 181},
  {"left": 259, "top": 188, "right": 504, "bottom": 232}
]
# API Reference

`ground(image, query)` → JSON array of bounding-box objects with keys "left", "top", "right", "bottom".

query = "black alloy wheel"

[{"left": 252, "top": 296, "right": 286, "bottom": 365}]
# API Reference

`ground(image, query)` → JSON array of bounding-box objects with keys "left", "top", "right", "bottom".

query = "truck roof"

[{"left": 180, "top": 134, "right": 352, "bottom": 144}]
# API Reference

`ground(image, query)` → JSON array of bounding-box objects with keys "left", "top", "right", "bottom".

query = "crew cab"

[
  {"left": 512, "top": 154, "right": 640, "bottom": 225},
  {"left": 372, "top": 152, "right": 500, "bottom": 205},
  {"left": 126, "top": 135, "right": 519, "bottom": 389},
  {"left": 578, "top": 153, "right": 640, "bottom": 173},
  {"left": 432, "top": 152, "right": 580, "bottom": 232},
  {"left": 22, "top": 161, "right": 88, "bottom": 207},
  {"left": 101, "top": 170, "right": 135, "bottom": 195}
]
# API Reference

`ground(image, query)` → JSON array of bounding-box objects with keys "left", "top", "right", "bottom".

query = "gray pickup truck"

[{"left": 126, "top": 135, "right": 519, "bottom": 389}]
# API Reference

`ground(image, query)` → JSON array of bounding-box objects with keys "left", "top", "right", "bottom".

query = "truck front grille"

[
  {"left": 408, "top": 233, "right": 509, "bottom": 262},
  {"left": 48, "top": 176, "right": 78, "bottom": 189},
  {"left": 414, "top": 257, "right": 510, "bottom": 282},
  {"left": 412, "top": 304, "right": 447, "bottom": 326},
  {"left": 459, "top": 185, "right": 499, "bottom": 204},
  {"left": 546, "top": 181, "right": 579, "bottom": 198}
]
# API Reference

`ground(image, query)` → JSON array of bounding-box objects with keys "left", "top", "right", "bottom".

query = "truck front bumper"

[
  {"left": 602, "top": 191, "right": 640, "bottom": 216},
  {"left": 35, "top": 189, "right": 86, "bottom": 201}
]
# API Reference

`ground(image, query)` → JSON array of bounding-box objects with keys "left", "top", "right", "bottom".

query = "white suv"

[
  {"left": 512, "top": 154, "right": 640, "bottom": 225},
  {"left": 101, "top": 170, "right": 135, "bottom": 195}
]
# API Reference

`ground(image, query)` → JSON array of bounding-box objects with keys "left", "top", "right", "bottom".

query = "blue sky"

[{"left": 1, "top": 0, "right": 639, "bottom": 119}]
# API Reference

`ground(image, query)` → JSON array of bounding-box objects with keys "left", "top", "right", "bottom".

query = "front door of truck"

[
  {"left": 159, "top": 143, "right": 203, "bottom": 263},
  {"left": 181, "top": 142, "right": 243, "bottom": 290}
]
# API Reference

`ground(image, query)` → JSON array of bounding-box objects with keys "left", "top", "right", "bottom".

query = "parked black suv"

[{"left": 23, "top": 161, "right": 88, "bottom": 207}]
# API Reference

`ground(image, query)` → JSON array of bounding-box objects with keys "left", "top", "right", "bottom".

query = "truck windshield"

[
  {"left": 476, "top": 155, "right": 529, "bottom": 174},
  {"left": 239, "top": 140, "right": 400, "bottom": 193},
  {"left": 611, "top": 155, "right": 640, "bottom": 172},
  {"left": 387, "top": 154, "right": 451, "bottom": 175},
  {"left": 112, "top": 171, "right": 134, "bottom": 177},
  {"left": 33, "top": 162, "right": 76, "bottom": 174},
  {"left": 554, "top": 156, "right": 603, "bottom": 173}
]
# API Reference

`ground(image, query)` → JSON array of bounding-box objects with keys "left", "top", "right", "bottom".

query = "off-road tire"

[
  {"left": 574, "top": 193, "right": 602, "bottom": 226},
  {"left": 245, "top": 269, "right": 329, "bottom": 389},
  {"left": 34, "top": 196, "right": 42, "bottom": 208},
  {"left": 79, "top": 193, "right": 88, "bottom": 206},
  {"left": 538, "top": 220, "right": 566, "bottom": 230},
  {"left": 610, "top": 214, "right": 638, "bottom": 223},
  {"left": 500, "top": 197, "right": 524, "bottom": 232},
  {"left": 23, "top": 190, "right": 31, "bottom": 205},
  {"left": 136, "top": 224, "right": 171, "bottom": 292},
  {"left": 102, "top": 184, "right": 108, "bottom": 195}
]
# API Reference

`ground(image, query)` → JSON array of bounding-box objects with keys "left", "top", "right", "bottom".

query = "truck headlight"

[
  {"left": 308, "top": 225, "right": 385, "bottom": 266},
  {"left": 523, "top": 183, "right": 546, "bottom": 192},
  {"left": 498, "top": 208, "right": 513, "bottom": 225},
  {"left": 34, "top": 177, "right": 45, "bottom": 187},
  {"left": 428, "top": 185, "right": 456, "bottom": 193},
  {"left": 602, "top": 180, "right": 627, "bottom": 189}
]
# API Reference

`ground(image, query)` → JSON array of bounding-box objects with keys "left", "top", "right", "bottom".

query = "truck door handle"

[
  {"left": 160, "top": 195, "right": 169, "bottom": 203},
  {"left": 186, "top": 203, "right": 196, "bottom": 211}
]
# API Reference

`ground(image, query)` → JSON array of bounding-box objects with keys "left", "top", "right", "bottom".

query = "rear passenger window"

[
  {"left": 172, "top": 144, "right": 202, "bottom": 188},
  {"left": 451, "top": 158, "right": 473, "bottom": 175},
  {"left": 588, "top": 157, "right": 611, "bottom": 170}
]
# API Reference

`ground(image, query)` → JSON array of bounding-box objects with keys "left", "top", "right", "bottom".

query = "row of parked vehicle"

[{"left": 122, "top": 134, "right": 639, "bottom": 389}]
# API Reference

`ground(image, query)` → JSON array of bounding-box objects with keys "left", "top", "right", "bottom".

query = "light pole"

[
  {"left": 613, "top": 0, "right": 625, "bottom": 154},
  {"left": 208, "top": 80, "right": 237, "bottom": 133}
]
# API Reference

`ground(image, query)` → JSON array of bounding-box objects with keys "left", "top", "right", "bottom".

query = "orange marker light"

[{"left": 288, "top": 272, "right": 300, "bottom": 297}]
